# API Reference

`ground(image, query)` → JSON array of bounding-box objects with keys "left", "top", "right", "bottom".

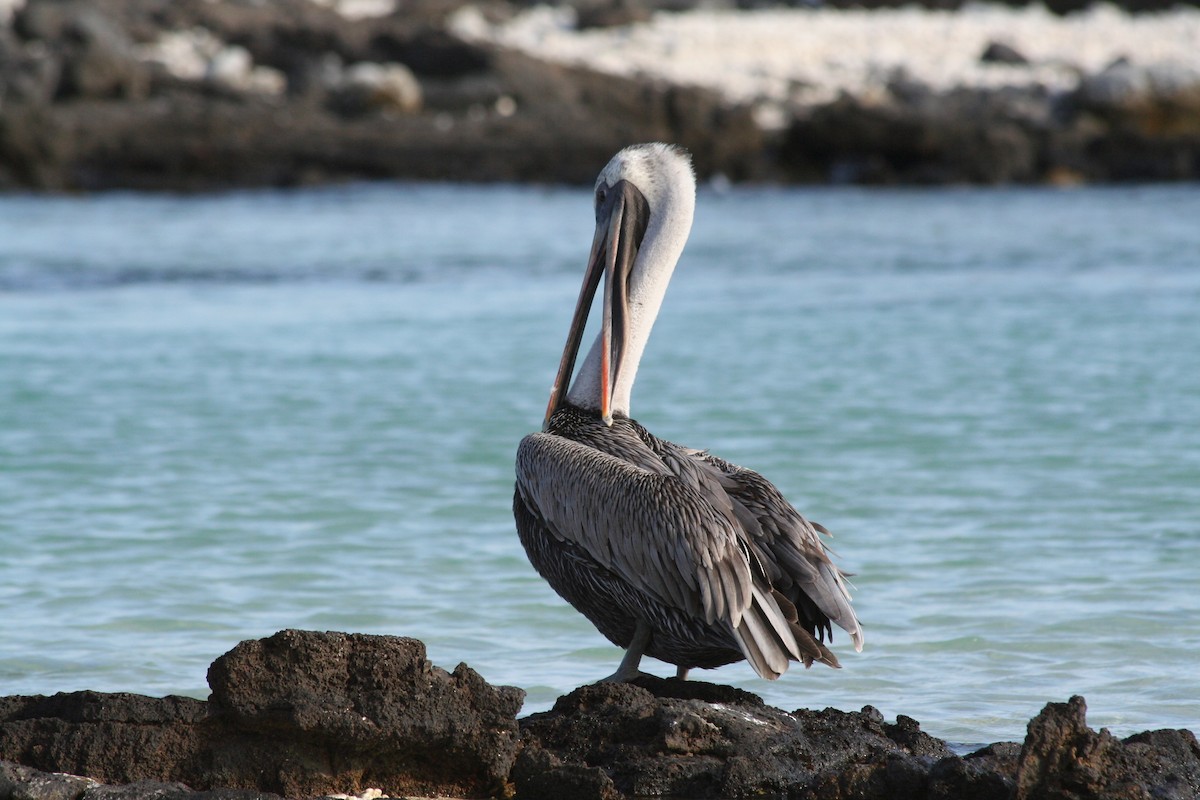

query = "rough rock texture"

[
  {"left": 514, "top": 677, "right": 1006, "bottom": 799},
  {"left": 2, "top": 635, "right": 1198, "bottom": 800},
  {"left": 1014, "top": 696, "right": 1200, "bottom": 800},
  {"left": 514, "top": 686, "right": 1200, "bottom": 798},
  {"left": 0, "top": 693, "right": 210, "bottom": 786},
  {"left": 0, "top": 761, "right": 100, "bottom": 800},
  {"left": 205, "top": 629, "right": 524, "bottom": 798},
  {"left": 0, "top": 630, "right": 525, "bottom": 800},
  {"left": 0, "top": 761, "right": 280, "bottom": 800}
]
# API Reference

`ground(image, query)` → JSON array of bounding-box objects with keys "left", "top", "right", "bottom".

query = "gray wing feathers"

[
  {"left": 758, "top": 518, "right": 861, "bottom": 650},
  {"left": 516, "top": 432, "right": 752, "bottom": 628},
  {"left": 678, "top": 445, "right": 864, "bottom": 654},
  {"left": 518, "top": 427, "right": 861, "bottom": 681}
]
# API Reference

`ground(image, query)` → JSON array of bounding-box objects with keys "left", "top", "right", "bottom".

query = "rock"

[
  {"left": 147, "top": 0, "right": 362, "bottom": 74},
  {"left": 485, "top": 46, "right": 765, "bottom": 182},
  {"left": 134, "top": 28, "right": 224, "bottom": 83},
  {"left": 0, "top": 630, "right": 525, "bottom": 800},
  {"left": 364, "top": 26, "right": 492, "bottom": 77},
  {"left": 2, "top": 646, "right": 1199, "bottom": 800},
  {"left": 326, "top": 60, "right": 423, "bottom": 115},
  {"left": 0, "top": 760, "right": 99, "bottom": 800},
  {"left": 575, "top": 1, "right": 653, "bottom": 31},
  {"left": 514, "top": 684, "right": 1195, "bottom": 800},
  {"left": 1077, "top": 59, "right": 1200, "bottom": 122},
  {"left": 515, "top": 677, "right": 960, "bottom": 798},
  {"left": 1015, "top": 695, "right": 1200, "bottom": 800},
  {"left": 79, "top": 783, "right": 280, "bottom": 800},
  {"left": 1078, "top": 59, "right": 1154, "bottom": 112},
  {"left": 133, "top": 28, "right": 286, "bottom": 95},
  {"left": 1066, "top": 60, "right": 1200, "bottom": 180},
  {"left": 204, "top": 45, "right": 287, "bottom": 95},
  {"left": 980, "top": 40, "right": 1029, "bottom": 66},
  {"left": 782, "top": 83, "right": 1043, "bottom": 184},
  {"left": 0, "top": 29, "right": 61, "bottom": 104},
  {"left": 57, "top": 8, "right": 149, "bottom": 99},
  {"left": 3, "top": 0, "right": 1200, "bottom": 188},
  {"left": 0, "top": 0, "right": 764, "bottom": 189},
  {"left": 13, "top": 1, "right": 149, "bottom": 100},
  {"left": 511, "top": 747, "right": 621, "bottom": 800},
  {"left": 0, "top": 766, "right": 289, "bottom": 800},
  {"left": 0, "top": 692, "right": 209, "bottom": 786},
  {"left": 205, "top": 630, "right": 525, "bottom": 799},
  {"left": 927, "top": 759, "right": 1010, "bottom": 800}
]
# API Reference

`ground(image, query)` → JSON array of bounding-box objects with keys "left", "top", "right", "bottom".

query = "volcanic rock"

[
  {"left": 1014, "top": 695, "right": 1200, "bottom": 800},
  {"left": 0, "top": 631, "right": 524, "bottom": 800},
  {"left": 2, "top": 635, "right": 1200, "bottom": 800},
  {"left": 205, "top": 630, "right": 524, "bottom": 798},
  {"left": 515, "top": 677, "right": 977, "bottom": 799}
]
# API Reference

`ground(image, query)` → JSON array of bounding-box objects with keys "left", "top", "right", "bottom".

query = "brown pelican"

[{"left": 514, "top": 143, "right": 862, "bottom": 682}]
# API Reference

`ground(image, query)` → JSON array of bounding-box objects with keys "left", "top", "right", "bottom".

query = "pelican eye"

[{"left": 595, "top": 186, "right": 608, "bottom": 207}]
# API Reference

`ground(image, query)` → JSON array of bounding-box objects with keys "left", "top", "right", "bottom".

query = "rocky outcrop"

[
  {"left": 4, "top": 0, "right": 1200, "bottom": 188},
  {"left": 204, "top": 630, "right": 523, "bottom": 799},
  {"left": 0, "top": 692, "right": 210, "bottom": 787},
  {"left": 783, "top": 84, "right": 1051, "bottom": 185},
  {"left": 0, "top": 0, "right": 762, "bottom": 190},
  {"left": 0, "top": 631, "right": 524, "bottom": 799},
  {"left": 2, "top": 632, "right": 1199, "bottom": 800},
  {"left": 1014, "top": 695, "right": 1200, "bottom": 800},
  {"left": 781, "top": 72, "right": 1200, "bottom": 185},
  {"left": 513, "top": 679, "right": 977, "bottom": 799}
]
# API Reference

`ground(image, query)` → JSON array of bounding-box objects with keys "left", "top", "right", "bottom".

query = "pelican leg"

[
  {"left": 603, "top": 620, "right": 653, "bottom": 682},
  {"left": 675, "top": 666, "right": 690, "bottom": 680}
]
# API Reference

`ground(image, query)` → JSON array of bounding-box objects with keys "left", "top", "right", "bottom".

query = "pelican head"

[{"left": 544, "top": 143, "right": 697, "bottom": 428}]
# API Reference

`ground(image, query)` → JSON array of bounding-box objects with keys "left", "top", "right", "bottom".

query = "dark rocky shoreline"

[
  {"left": 1, "top": 0, "right": 764, "bottom": 191},
  {"left": 3, "top": 0, "right": 1200, "bottom": 190},
  {"left": 2, "top": 630, "right": 1198, "bottom": 800}
]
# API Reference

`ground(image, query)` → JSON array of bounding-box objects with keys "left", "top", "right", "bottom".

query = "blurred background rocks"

[{"left": 0, "top": 0, "right": 1197, "bottom": 190}]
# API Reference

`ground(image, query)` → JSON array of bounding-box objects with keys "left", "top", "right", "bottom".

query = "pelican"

[{"left": 514, "top": 143, "right": 862, "bottom": 682}]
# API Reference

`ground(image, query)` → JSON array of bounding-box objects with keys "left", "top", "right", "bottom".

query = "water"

[{"left": 2, "top": 182, "right": 1198, "bottom": 747}]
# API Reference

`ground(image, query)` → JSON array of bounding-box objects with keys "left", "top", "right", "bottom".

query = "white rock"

[
  {"left": 310, "top": 0, "right": 397, "bottom": 20},
  {"left": 206, "top": 45, "right": 253, "bottom": 84},
  {"left": 495, "top": 94, "right": 518, "bottom": 116},
  {"left": 0, "top": 0, "right": 25, "bottom": 25},
  {"left": 136, "top": 27, "right": 222, "bottom": 82},
  {"left": 208, "top": 46, "right": 287, "bottom": 94},
  {"left": 454, "top": 3, "right": 1200, "bottom": 107},
  {"left": 340, "top": 62, "right": 423, "bottom": 113},
  {"left": 136, "top": 28, "right": 285, "bottom": 95}
]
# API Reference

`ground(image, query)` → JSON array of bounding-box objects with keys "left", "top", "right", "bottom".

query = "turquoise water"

[{"left": 2, "top": 182, "right": 1198, "bottom": 746}]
